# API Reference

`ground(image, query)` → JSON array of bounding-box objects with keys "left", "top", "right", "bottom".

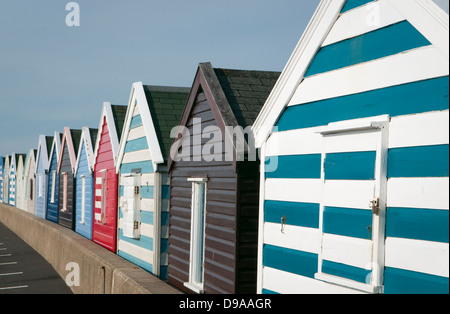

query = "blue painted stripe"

[
  {"left": 323, "top": 207, "right": 373, "bottom": 240},
  {"left": 305, "top": 21, "right": 430, "bottom": 77},
  {"left": 118, "top": 208, "right": 153, "bottom": 225},
  {"left": 118, "top": 250, "right": 153, "bottom": 274},
  {"left": 120, "top": 160, "right": 154, "bottom": 174},
  {"left": 118, "top": 229, "right": 153, "bottom": 250},
  {"left": 161, "top": 238, "right": 169, "bottom": 253},
  {"left": 161, "top": 212, "right": 170, "bottom": 226},
  {"left": 265, "top": 154, "right": 322, "bottom": 179},
  {"left": 263, "top": 244, "right": 318, "bottom": 279},
  {"left": 141, "top": 185, "right": 154, "bottom": 199},
  {"left": 161, "top": 185, "right": 170, "bottom": 199},
  {"left": 341, "top": 0, "right": 374, "bottom": 13},
  {"left": 124, "top": 137, "right": 149, "bottom": 153},
  {"left": 386, "top": 207, "right": 449, "bottom": 243},
  {"left": 325, "top": 151, "right": 376, "bottom": 180},
  {"left": 384, "top": 267, "right": 449, "bottom": 294},
  {"left": 262, "top": 289, "right": 280, "bottom": 295},
  {"left": 388, "top": 145, "right": 449, "bottom": 178},
  {"left": 160, "top": 266, "right": 168, "bottom": 281},
  {"left": 130, "top": 115, "right": 143, "bottom": 129},
  {"left": 264, "top": 200, "right": 320, "bottom": 229},
  {"left": 322, "top": 260, "right": 371, "bottom": 284},
  {"left": 276, "top": 76, "right": 449, "bottom": 132}
]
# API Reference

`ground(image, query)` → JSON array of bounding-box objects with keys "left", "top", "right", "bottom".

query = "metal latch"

[
  {"left": 134, "top": 186, "right": 139, "bottom": 195},
  {"left": 370, "top": 198, "right": 380, "bottom": 215},
  {"left": 134, "top": 221, "right": 139, "bottom": 230}
]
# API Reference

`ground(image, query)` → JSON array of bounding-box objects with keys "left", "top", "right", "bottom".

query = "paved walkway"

[{"left": 0, "top": 222, "right": 73, "bottom": 294}]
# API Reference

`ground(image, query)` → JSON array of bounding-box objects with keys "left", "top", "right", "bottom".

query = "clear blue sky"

[{"left": 0, "top": 0, "right": 320, "bottom": 157}]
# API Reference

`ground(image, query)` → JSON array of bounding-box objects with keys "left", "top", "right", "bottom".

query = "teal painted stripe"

[
  {"left": 265, "top": 154, "right": 321, "bottom": 179},
  {"left": 323, "top": 206, "right": 373, "bottom": 240},
  {"left": 322, "top": 260, "right": 371, "bottom": 284},
  {"left": 276, "top": 76, "right": 449, "bottom": 132},
  {"left": 386, "top": 207, "right": 449, "bottom": 243},
  {"left": 161, "top": 212, "right": 170, "bottom": 226},
  {"left": 264, "top": 200, "right": 320, "bottom": 229},
  {"left": 130, "top": 114, "right": 143, "bottom": 129},
  {"left": 120, "top": 160, "right": 154, "bottom": 174},
  {"left": 325, "top": 151, "right": 376, "bottom": 180},
  {"left": 118, "top": 229, "right": 153, "bottom": 250},
  {"left": 388, "top": 145, "right": 449, "bottom": 178},
  {"left": 141, "top": 185, "right": 154, "bottom": 199},
  {"left": 124, "top": 137, "right": 148, "bottom": 153},
  {"left": 262, "top": 289, "right": 280, "bottom": 294},
  {"left": 118, "top": 250, "right": 153, "bottom": 274},
  {"left": 161, "top": 185, "right": 170, "bottom": 199},
  {"left": 384, "top": 267, "right": 449, "bottom": 294},
  {"left": 263, "top": 244, "right": 318, "bottom": 279},
  {"left": 341, "top": 0, "right": 374, "bottom": 13},
  {"left": 305, "top": 21, "right": 430, "bottom": 77},
  {"left": 160, "top": 266, "right": 168, "bottom": 281},
  {"left": 161, "top": 238, "right": 169, "bottom": 253},
  {"left": 118, "top": 208, "right": 153, "bottom": 225}
]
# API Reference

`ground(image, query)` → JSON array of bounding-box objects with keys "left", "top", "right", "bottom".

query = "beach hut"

[
  {"left": 57, "top": 127, "right": 82, "bottom": 230},
  {"left": 116, "top": 82, "right": 190, "bottom": 280},
  {"left": 0, "top": 156, "right": 4, "bottom": 203},
  {"left": 35, "top": 133, "right": 61, "bottom": 220},
  {"left": 167, "top": 63, "right": 280, "bottom": 294},
  {"left": 23, "top": 148, "right": 37, "bottom": 214},
  {"left": 74, "top": 127, "right": 98, "bottom": 239},
  {"left": 16, "top": 154, "right": 27, "bottom": 210},
  {"left": 251, "top": 0, "right": 449, "bottom": 294},
  {"left": 92, "top": 102, "right": 127, "bottom": 252},
  {"left": 2, "top": 156, "right": 10, "bottom": 205},
  {"left": 9, "top": 154, "right": 26, "bottom": 207}
]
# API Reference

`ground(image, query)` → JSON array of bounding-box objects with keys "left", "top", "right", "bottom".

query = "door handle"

[{"left": 369, "top": 198, "right": 380, "bottom": 215}]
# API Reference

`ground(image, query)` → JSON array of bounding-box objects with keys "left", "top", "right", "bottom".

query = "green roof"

[
  {"left": 110, "top": 104, "right": 128, "bottom": 140},
  {"left": 143, "top": 85, "right": 190, "bottom": 161}
]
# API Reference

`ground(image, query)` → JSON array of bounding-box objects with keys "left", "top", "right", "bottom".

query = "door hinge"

[
  {"left": 134, "top": 221, "right": 139, "bottom": 230},
  {"left": 134, "top": 186, "right": 139, "bottom": 195}
]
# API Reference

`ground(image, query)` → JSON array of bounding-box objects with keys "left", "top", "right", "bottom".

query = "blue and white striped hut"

[{"left": 252, "top": 0, "right": 449, "bottom": 294}]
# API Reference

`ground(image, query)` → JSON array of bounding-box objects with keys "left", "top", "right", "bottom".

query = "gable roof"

[
  {"left": 168, "top": 62, "right": 280, "bottom": 169},
  {"left": 116, "top": 82, "right": 190, "bottom": 173},
  {"left": 252, "top": 0, "right": 449, "bottom": 147},
  {"left": 35, "top": 135, "right": 55, "bottom": 173},
  {"left": 93, "top": 102, "right": 127, "bottom": 168},
  {"left": 57, "top": 127, "right": 82, "bottom": 174},
  {"left": 75, "top": 127, "right": 98, "bottom": 176},
  {"left": 47, "top": 132, "right": 62, "bottom": 172}
]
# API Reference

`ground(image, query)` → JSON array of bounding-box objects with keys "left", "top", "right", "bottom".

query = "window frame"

[{"left": 184, "top": 177, "right": 208, "bottom": 294}]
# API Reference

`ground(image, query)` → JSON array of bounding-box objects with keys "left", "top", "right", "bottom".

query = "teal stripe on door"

[
  {"left": 386, "top": 207, "right": 449, "bottom": 243},
  {"left": 323, "top": 206, "right": 373, "bottom": 239},
  {"left": 305, "top": 21, "right": 430, "bottom": 77},
  {"left": 124, "top": 137, "right": 149, "bottom": 153},
  {"left": 324, "top": 151, "right": 376, "bottom": 180},
  {"left": 264, "top": 200, "right": 320, "bottom": 229},
  {"left": 276, "top": 76, "right": 449, "bottom": 132},
  {"left": 265, "top": 154, "right": 322, "bottom": 179},
  {"left": 388, "top": 144, "right": 449, "bottom": 178},
  {"left": 322, "top": 260, "right": 371, "bottom": 284},
  {"left": 263, "top": 244, "right": 318, "bottom": 279}
]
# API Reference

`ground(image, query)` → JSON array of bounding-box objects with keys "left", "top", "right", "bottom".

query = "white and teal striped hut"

[
  {"left": 116, "top": 82, "right": 189, "bottom": 280},
  {"left": 252, "top": 0, "right": 449, "bottom": 294}
]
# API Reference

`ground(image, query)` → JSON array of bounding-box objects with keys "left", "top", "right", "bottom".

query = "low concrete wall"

[{"left": 0, "top": 204, "right": 182, "bottom": 294}]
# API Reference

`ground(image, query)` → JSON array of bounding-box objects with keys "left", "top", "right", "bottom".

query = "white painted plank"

[
  {"left": 127, "top": 125, "right": 147, "bottom": 142},
  {"left": 266, "top": 127, "right": 323, "bottom": 157},
  {"left": 385, "top": 237, "right": 449, "bottom": 278},
  {"left": 118, "top": 239, "right": 153, "bottom": 265},
  {"left": 324, "top": 128, "right": 380, "bottom": 153},
  {"left": 387, "top": 177, "right": 449, "bottom": 210},
  {"left": 323, "top": 180, "right": 375, "bottom": 210},
  {"left": 321, "top": 233, "right": 373, "bottom": 269},
  {"left": 323, "top": 0, "right": 405, "bottom": 46},
  {"left": 263, "top": 223, "right": 320, "bottom": 254},
  {"left": 389, "top": 110, "right": 449, "bottom": 148},
  {"left": 289, "top": 46, "right": 449, "bottom": 106},
  {"left": 121, "top": 149, "right": 152, "bottom": 165},
  {"left": 262, "top": 266, "right": 364, "bottom": 294},
  {"left": 265, "top": 178, "right": 322, "bottom": 204}
]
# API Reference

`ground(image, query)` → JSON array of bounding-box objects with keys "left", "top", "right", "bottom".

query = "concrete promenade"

[{"left": 0, "top": 203, "right": 182, "bottom": 294}]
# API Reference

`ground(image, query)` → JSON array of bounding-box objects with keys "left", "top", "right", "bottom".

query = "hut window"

[
  {"left": 50, "top": 171, "right": 56, "bottom": 203},
  {"left": 80, "top": 176, "right": 86, "bottom": 224},
  {"left": 38, "top": 174, "right": 43, "bottom": 197},
  {"left": 29, "top": 179, "right": 33, "bottom": 200},
  {"left": 185, "top": 177, "right": 207, "bottom": 294},
  {"left": 120, "top": 173, "right": 141, "bottom": 239},
  {"left": 62, "top": 172, "right": 68, "bottom": 211},
  {"left": 100, "top": 171, "right": 107, "bottom": 223}
]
